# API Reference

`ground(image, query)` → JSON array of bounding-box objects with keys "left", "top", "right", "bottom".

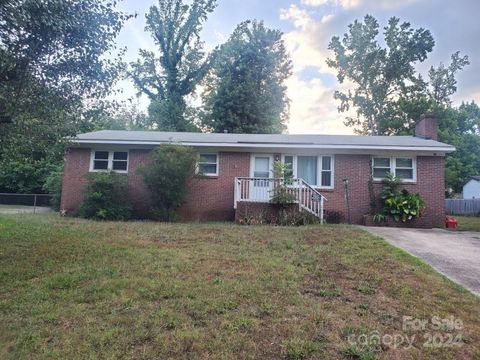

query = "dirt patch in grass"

[{"left": 0, "top": 214, "right": 479, "bottom": 359}]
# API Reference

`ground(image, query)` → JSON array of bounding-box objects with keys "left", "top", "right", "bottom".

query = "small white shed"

[{"left": 463, "top": 176, "right": 480, "bottom": 199}]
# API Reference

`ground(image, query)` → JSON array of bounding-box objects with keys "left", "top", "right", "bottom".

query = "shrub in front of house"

[
  {"left": 236, "top": 202, "right": 319, "bottom": 226},
  {"left": 79, "top": 172, "right": 132, "bottom": 220},
  {"left": 138, "top": 144, "right": 198, "bottom": 221},
  {"left": 324, "top": 210, "right": 344, "bottom": 224},
  {"left": 43, "top": 164, "right": 64, "bottom": 211},
  {"left": 270, "top": 161, "right": 297, "bottom": 206},
  {"left": 375, "top": 173, "right": 425, "bottom": 223},
  {"left": 384, "top": 191, "right": 425, "bottom": 222}
]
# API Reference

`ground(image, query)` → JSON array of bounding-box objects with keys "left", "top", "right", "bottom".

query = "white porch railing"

[{"left": 234, "top": 177, "right": 327, "bottom": 223}]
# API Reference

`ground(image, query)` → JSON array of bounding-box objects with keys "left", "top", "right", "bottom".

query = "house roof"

[
  {"left": 462, "top": 176, "right": 480, "bottom": 188},
  {"left": 73, "top": 130, "right": 456, "bottom": 153}
]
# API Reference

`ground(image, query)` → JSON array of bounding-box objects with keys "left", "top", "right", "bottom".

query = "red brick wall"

[
  {"left": 320, "top": 155, "right": 445, "bottom": 228},
  {"left": 235, "top": 202, "right": 303, "bottom": 224},
  {"left": 126, "top": 149, "right": 152, "bottom": 218},
  {"left": 415, "top": 115, "right": 438, "bottom": 140},
  {"left": 394, "top": 156, "right": 445, "bottom": 227},
  {"left": 321, "top": 154, "right": 372, "bottom": 225},
  {"left": 60, "top": 148, "right": 445, "bottom": 227},
  {"left": 179, "top": 152, "right": 250, "bottom": 221},
  {"left": 60, "top": 148, "right": 154, "bottom": 216},
  {"left": 60, "top": 148, "right": 90, "bottom": 214},
  {"left": 60, "top": 148, "right": 250, "bottom": 220}
]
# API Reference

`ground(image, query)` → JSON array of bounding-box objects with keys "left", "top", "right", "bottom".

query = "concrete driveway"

[{"left": 364, "top": 227, "right": 480, "bottom": 296}]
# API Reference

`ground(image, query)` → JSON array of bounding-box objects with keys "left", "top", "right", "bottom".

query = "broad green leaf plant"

[{"left": 377, "top": 173, "right": 425, "bottom": 223}]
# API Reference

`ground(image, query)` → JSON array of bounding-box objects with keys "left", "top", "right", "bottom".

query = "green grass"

[
  {"left": 451, "top": 215, "right": 480, "bottom": 232},
  {"left": 0, "top": 214, "right": 479, "bottom": 359}
]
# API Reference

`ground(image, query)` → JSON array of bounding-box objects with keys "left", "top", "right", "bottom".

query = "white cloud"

[
  {"left": 301, "top": 0, "right": 328, "bottom": 6},
  {"left": 280, "top": 5, "right": 313, "bottom": 31},
  {"left": 301, "top": 0, "right": 361, "bottom": 9},
  {"left": 338, "top": 0, "right": 361, "bottom": 9},
  {"left": 280, "top": 5, "right": 336, "bottom": 74},
  {"left": 280, "top": 4, "right": 354, "bottom": 134},
  {"left": 285, "top": 76, "right": 354, "bottom": 134},
  {"left": 363, "top": 0, "right": 418, "bottom": 10},
  {"left": 300, "top": 0, "right": 419, "bottom": 10},
  {"left": 214, "top": 30, "right": 227, "bottom": 43}
]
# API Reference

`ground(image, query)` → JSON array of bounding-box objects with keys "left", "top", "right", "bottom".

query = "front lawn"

[
  {"left": 0, "top": 215, "right": 479, "bottom": 359},
  {"left": 452, "top": 215, "right": 480, "bottom": 232}
]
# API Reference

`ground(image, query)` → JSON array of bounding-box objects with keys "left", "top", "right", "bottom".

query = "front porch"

[{"left": 233, "top": 177, "right": 327, "bottom": 223}]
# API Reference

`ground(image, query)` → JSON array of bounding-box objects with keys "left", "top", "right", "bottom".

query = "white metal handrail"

[{"left": 234, "top": 177, "right": 327, "bottom": 223}]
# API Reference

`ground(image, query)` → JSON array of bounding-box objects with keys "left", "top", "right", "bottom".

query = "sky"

[{"left": 114, "top": 0, "right": 480, "bottom": 135}]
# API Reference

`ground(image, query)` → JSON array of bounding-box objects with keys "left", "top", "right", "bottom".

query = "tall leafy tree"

[
  {"left": 130, "top": 0, "right": 216, "bottom": 132},
  {"left": 327, "top": 15, "right": 435, "bottom": 135},
  {"left": 95, "top": 100, "right": 151, "bottom": 131},
  {"left": 328, "top": 15, "right": 476, "bottom": 192},
  {"left": 0, "top": 0, "right": 131, "bottom": 193},
  {"left": 395, "top": 79, "right": 478, "bottom": 193},
  {"left": 201, "top": 21, "right": 292, "bottom": 134},
  {"left": 381, "top": 54, "right": 470, "bottom": 137},
  {"left": 434, "top": 102, "right": 480, "bottom": 192},
  {"left": 428, "top": 52, "right": 470, "bottom": 106}
]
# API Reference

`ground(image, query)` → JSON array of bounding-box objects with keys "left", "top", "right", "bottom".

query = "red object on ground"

[{"left": 445, "top": 216, "right": 458, "bottom": 229}]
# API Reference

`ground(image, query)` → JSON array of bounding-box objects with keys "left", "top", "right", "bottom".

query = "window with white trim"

[
  {"left": 282, "top": 155, "right": 334, "bottom": 188},
  {"left": 112, "top": 151, "right": 128, "bottom": 171},
  {"left": 298, "top": 156, "right": 317, "bottom": 185},
  {"left": 372, "top": 156, "right": 416, "bottom": 181},
  {"left": 372, "top": 157, "right": 391, "bottom": 179},
  {"left": 395, "top": 158, "right": 414, "bottom": 180},
  {"left": 284, "top": 156, "right": 294, "bottom": 178},
  {"left": 321, "top": 156, "right": 332, "bottom": 187},
  {"left": 91, "top": 150, "right": 128, "bottom": 173},
  {"left": 197, "top": 154, "right": 218, "bottom": 176}
]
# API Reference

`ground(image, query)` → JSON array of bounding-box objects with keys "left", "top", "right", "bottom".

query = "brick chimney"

[{"left": 415, "top": 114, "right": 438, "bottom": 141}]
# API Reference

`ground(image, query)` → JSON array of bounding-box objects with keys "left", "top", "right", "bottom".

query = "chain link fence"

[{"left": 0, "top": 193, "right": 53, "bottom": 214}]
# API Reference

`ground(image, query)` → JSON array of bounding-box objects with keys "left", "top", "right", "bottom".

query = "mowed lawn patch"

[
  {"left": 0, "top": 215, "right": 479, "bottom": 360},
  {"left": 452, "top": 216, "right": 480, "bottom": 232}
]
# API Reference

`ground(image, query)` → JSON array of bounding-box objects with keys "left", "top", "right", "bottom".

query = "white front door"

[{"left": 250, "top": 155, "right": 273, "bottom": 201}]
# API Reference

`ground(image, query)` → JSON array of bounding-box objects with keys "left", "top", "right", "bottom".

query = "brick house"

[{"left": 60, "top": 115, "right": 455, "bottom": 227}]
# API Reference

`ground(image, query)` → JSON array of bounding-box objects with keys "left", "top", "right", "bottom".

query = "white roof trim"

[{"left": 73, "top": 139, "right": 455, "bottom": 153}]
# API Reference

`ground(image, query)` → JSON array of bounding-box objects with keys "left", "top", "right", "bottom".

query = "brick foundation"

[
  {"left": 363, "top": 215, "right": 433, "bottom": 229},
  {"left": 234, "top": 202, "right": 303, "bottom": 224}
]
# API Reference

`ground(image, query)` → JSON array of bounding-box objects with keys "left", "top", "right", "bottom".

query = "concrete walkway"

[{"left": 363, "top": 226, "right": 480, "bottom": 296}]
